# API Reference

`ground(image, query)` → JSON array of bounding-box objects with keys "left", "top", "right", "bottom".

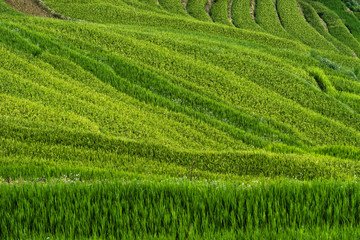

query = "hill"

[{"left": 1, "top": 0, "right": 360, "bottom": 238}]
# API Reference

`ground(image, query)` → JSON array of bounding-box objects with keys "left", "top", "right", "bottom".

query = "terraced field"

[{"left": 1, "top": 0, "right": 360, "bottom": 238}]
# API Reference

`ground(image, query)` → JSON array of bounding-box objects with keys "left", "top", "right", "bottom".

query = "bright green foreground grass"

[
  {"left": 1, "top": 0, "right": 360, "bottom": 238},
  {"left": 2, "top": 179, "right": 360, "bottom": 239}
]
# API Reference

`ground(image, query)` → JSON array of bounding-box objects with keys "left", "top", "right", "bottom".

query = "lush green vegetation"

[
  {"left": 255, "top": 0, "right": 294, "bottom": 39},
  {"left": 1, "top": 0, "right": 360, "bottom": 238},
  {"left": 2, "top": 180, "right": 360, "bottom": 239},
  {"left": 231, "top": 0, "right": 264, "bottom": 31},
  {"left": 210, "top": 0, "right": 233, "bottom": 26},
  {"left": 315, "top": 0, "right": 360, "bottom": 41},
  {"left": 277, "top": 0, "right": 338, "bottom": 51},
  {"left": 309, "top": 1, "right": 360, "bottom": 57},
  {"left": 342, "top": 0, "right": 360, "bottom": 11},
  {"left": 186, "top": 0, "right": 212, "bottom": 22},
  {"left": 299, "top": 0, "right": 355, "bottom": 56}
]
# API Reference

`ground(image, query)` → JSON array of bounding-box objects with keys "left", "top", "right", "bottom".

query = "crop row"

[
  {"left": 2, "top": 118, "right": 360, "bottom": 181},
  {"left": 3, "top": 18, "right": 360, "bottom": 147},
  {"left": 310, "top": 1, "right": 360, "bottom": 57},
  {"left": 299, "top": 0, "right": 355, "bottom": 56},
  {"left": 186, "top": 0, "right": 212, "bottom": 22},
  {"left": 231, "top": 0, "right": 264, "bottom": 32},
  {"left": 158, "top": 0, "right": 188, "bottom": 15},
  {"left": 37, "top": 21, "right": 360, "bottom": 146},
  {"left": 0, "top": 21, "right": 311, "bottom": 148},
  {"left": 314, "top": 0, "right": 360, "bottom": 41},
  {"left": 42, "top": 0, "right": 309, "bottom": 51},
  {"left": 0, "top": 45, "right": 249, "bottom": 152},
  {"left": 209, "top": 0, "right": 233, "bottom": 26},
  {"left": 140, "top": 31, "right": 360, "bottom": 132},
  {"left": 85, "top": 22, "right": 360, "bottom": 143},
  {"left": 276, "top": 0, "right": 338, "bottom": 51},
  {"left": 254, "top": 0, "right": 294, "bottom": 39},
  {"left": 2, "top": 180, "right": 360, "bottom": 239}
]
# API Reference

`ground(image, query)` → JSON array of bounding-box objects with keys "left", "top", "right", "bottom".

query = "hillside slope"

[
  {"left": 1, "top": 0, "right": 360, "bottom": 180},
  {"left": 1, "top": 0, "right": 360, "bottom": 238}
]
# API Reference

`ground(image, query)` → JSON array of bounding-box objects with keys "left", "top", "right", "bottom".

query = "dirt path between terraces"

[
  {"left": 4, "top": 0, "right": 53, "bottom": 17},
  {"left": 250, "top": 0, "right": 256, "bottom": 21}
]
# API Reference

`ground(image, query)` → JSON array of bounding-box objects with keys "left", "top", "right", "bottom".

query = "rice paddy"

[{"left": 1, "top": 0, "right": 360, "bottom": 238}]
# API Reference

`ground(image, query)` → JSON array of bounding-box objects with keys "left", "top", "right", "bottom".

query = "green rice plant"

[
  {"left": 308, "top": 67, "right": 337, "bottom": 95},
  {"left": 231, "top": 0, "right": 264, "bottom": 32},
  {"left": 0, "top": 46, "right": 252, "bottom": 151},
  {"left": 0, "top": 0, "right": 360, "bottom": 186},
  {"left": 16, "top": 27, "right": 306, "bottom": 150},
  {"left": 311, "top": 51, "right": 342, "bottom": 70},
  {"left": 0, "top": 92, "right": 100, "bottom": 132},
  {"left": 0, "top": 24, "right": 41, "bottom": 56},
  {"left": 109, "top": 25, "right": 360, "bottom": 135},
  {"left": 0, "top": 28, "right": 280, "bottom": 154},
  {"left": 0, "top": 4, "right": 360, "bottom": 239},
  {"left": 314, "top": 0, "right": 360, "bottom": 41},
  {"left": 7, "top": 17, "right": 360, "bottom": 146},
  {"left": 18, "top": 4, "right": 308, "bottom": 51},
  {"left": 313, "top": 145, "right": 360, "bottom": 161},
  {"left": 186, "top": 0, "right": 212, "bottom": 22},
  {"left": 299, "top": 0, "right": 354, "bottom": 56},
  {"left": 2, "top": 118, "right": 360, "bottom": 180},
  {"left": 342, "top": 0, "right": 360, "bottom": 12},
  {"left": 1, "top": 180, "right": 360, "bottom": 239},
  {"left": 210, "top": 0, "right": 233, "bottom": 26},
  {"left": 276, "top": 0, "right": 338, "bottom": 51},
  {"left": 310, "top": 51, "right": 360, "bottom": 81},
  {"left": 354, "top": 65, "right": 360, "bottom": 79},
  {"left": 157, "top": 0, "right": 188, "bottom": 15},
  {"left": 310, "top": 1, "right": 360, "bottom": 57},
  {"left": 355, "top": 11, "right": 360, "bottom": 19},
  {"left": 44, "top": 0, "right": 188, "bottom": 26},
  {"left": 320, "top": 51, "right": 360, "bottom": 70},
  {"left": 337, "top": 91, "right": 360, "bottom": 112},
  {"left": 255, "top": 0, "right": 294, "bottom": 39},
  {"left": 329, "top": 75, "right": 360, "bottom": 93},
  {"left": 0, "top": 137, "right": 252, "bottom": 182}
]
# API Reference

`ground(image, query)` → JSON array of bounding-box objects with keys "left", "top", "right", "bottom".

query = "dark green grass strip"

[
  {"left": 186, "top": 0, "right": 212, "bottom": 22},
  {"left": 231, "top": 0, "right": 264, "bottom": 32},
  {"left": 313, "top": 145, "right": 360, "bottom": 161},
  {"left": 310, "top": 1, "right": 360, "bottom": 57},
  {"left": 2, "top": 121, "right": 360, "bottom": 181},
  {"left": 255, "top": 0, "right": 294, "bottom": 39},
  {"left": 158, "top": 0, "right": 188, "bottom": 15},
  {"left": 210, "top": 0, "right": 233, "bottom": 26},
  {"left": 315, "top": 0, "right": 360, "bottom": 41},
  {"left": 1, "top": 180, "right": 360, "bottom": 239},
  {"left": 276, "top": 0, "right": 337, "bottom": 52},
  {"left": 299, "top": 0, "right": 354, "bottom": 56}
]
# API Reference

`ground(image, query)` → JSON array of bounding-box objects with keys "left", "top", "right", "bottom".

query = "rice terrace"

[{"left": 1, "top": 0, "right": 360, "bottom": 238}]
